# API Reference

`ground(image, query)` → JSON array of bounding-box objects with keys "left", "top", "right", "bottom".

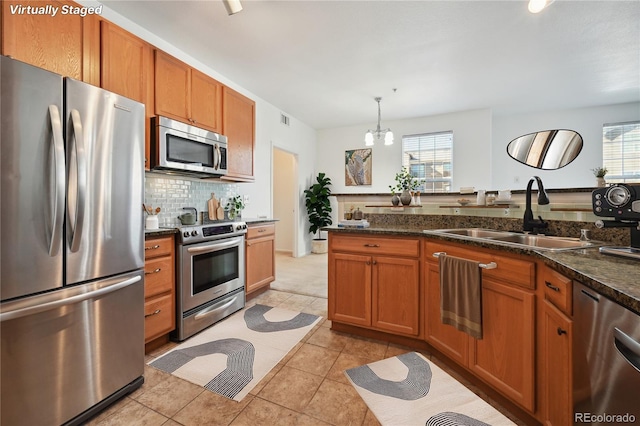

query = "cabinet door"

[
  {"left": 2, "top": 0, "right": 99, "bottom": 84},
  {"left": 424, "top": 262, "right": 469, "bottom": 365},
  {"left": 246, "top": 235, "right": 275, "bottom": 294},
  {"left": 542, "top": 300, "right": 572, "bottom": 426},
  {"left": 372, "top": 256, "right": 420, "bottom": 336},
  {"left": 101, "top": 21, "right": 154, "bottom": 169},
  {"left": 222, "top": 86, "right": 255, "bottom": 181},
  {"left": 155, "top": 50, "right": 190, "bottom": 121},
  {"left": 328, "top": 252, "right": 371, "bottom": 327},
  {"left": 469, "top": 278, "right": 536, "bottom": 411},
  {"left": 190, "top": 69, "right": 222, "bottom": 132}
]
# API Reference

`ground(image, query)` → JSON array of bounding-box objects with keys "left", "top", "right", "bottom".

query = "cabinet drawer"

[
  {"left": 247, "top": 223, "right": 275, "bottom": 239},
  {"left": 144, "top": 293, "right": 175, "bottom": 343},
  {"left": 543, "top": 267, "right": 573, "bottom": 315},
  {"left": 331, "top": 234, "right": 420, "bottom": 257},
  {"left": 144, "top": 235, "right": 174, "bottom": 259},
  {"left": 144, "top": 256, "right": 174, "bottom": 298},
  {"left": 425, "top": 241, "right": 535, "bottom": 289}
]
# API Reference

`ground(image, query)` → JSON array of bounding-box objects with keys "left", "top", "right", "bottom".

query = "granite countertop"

[
  {"left": 144, "top": 228, "right": 178, "bottom": 237},
  {"left": 243, "top": 217, "right": 279, "bottom": 224},
  {"left": 326, "top": 225, "right": 640, "bottom": 315}
]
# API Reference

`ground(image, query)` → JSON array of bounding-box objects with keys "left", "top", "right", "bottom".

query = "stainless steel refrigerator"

[{"left": 0, "top": 56, "right": 146, "bottom": 425}]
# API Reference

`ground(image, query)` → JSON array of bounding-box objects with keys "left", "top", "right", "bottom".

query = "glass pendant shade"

[
  {"left": 384, "top": 131, "right": 394, "bottom": 145},
  {"left": 365, "top": 132, "right": 374, "bottom": 146}
]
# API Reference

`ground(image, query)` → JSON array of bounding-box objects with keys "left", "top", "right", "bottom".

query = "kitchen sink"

[{"left": 423, "top": 228, "right": 602, "bottom": 251}]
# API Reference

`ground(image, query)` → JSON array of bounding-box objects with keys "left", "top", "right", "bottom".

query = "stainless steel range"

[{"left": 173, "top": 221, "right": 248, "bottom": 341}]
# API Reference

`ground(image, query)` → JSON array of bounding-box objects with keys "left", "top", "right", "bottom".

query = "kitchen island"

[{"left": 326, "top": 224, "right": 639, "bottom": 426}]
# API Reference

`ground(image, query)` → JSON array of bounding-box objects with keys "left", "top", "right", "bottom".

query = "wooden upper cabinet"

[
  {"left": 154, "top": 50, "right": 222, "bottom": 133},
  {"left": 222, "top": 86, "right": 256, "bottom": 181},
  {"left": 101, "top": 21, "right": 152, "bottom": 105},
  {"left": 1, "top": 0, "right": 99, "bottom": 85},
  {"left": 100, "top": 21, "right": 154, "bottom": 169},
  {"left": 191, "top": 68, "right": 222, "bottom": 131}
]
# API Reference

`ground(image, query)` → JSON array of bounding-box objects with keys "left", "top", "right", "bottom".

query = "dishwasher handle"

[{"left": 614, "top": 327, "right": 640, "bottom": 373}]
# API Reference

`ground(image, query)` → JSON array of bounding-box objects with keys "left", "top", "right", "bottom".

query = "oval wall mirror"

[{"left": 506, "top": 129, "right": 583, "bottom": 170}]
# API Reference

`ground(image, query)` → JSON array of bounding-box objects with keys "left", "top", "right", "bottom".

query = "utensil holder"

[{"left": 145, "top": 215, "right": 159, "bottom": 230}]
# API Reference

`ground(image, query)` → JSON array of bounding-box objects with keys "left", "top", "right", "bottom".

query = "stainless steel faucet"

[{"left": 523, "top": 176, "right": 549, "bottom": 233}]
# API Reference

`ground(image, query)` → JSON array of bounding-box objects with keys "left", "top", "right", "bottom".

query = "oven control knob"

[
  {"left": 191, "top": 230, "right": 199, "bottom": 236},
  {"left": 183, "top": 231, "right": 190, "bottom": 238}
]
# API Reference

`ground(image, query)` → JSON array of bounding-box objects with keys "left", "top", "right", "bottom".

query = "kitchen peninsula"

[{"left": 326, "top": 211, "right": 639, "bottom": 426}]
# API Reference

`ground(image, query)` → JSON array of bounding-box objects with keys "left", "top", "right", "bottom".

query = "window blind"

[
  {"left": 603, "top": 121, "right": 640, "bottom": 183},
  {"left": 402, "top": 131, "right": 453, "bottom": 193}
]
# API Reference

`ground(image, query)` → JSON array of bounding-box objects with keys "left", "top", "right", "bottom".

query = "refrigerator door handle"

[
  {"left": 69, "top": 109, "right": 87, "bottom": 253},
  {"left": 0, "top": 275, "right": 141, "bottom": 322},
  {"left": 48, "top": 105, "right": 65, "bottom": 257}
]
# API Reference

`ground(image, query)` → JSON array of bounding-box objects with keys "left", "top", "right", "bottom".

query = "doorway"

[{"left": 272, "top": 147, "right": 298, "bottom": 256}]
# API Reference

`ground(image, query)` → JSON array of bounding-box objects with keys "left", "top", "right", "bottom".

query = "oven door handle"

[
  {"left": 187, "top": 238, "right": 241, "bottom": 254},
  {"left": 194, "top": 295, "right": 240, "bottom": 321}
]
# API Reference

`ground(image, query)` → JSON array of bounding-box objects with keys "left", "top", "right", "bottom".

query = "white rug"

[
  {"left": 345, "top": 352, "right": 516, "bottom": 426},
  {"left": 149, "top": 304, "right": 321, "bottom": 401}
]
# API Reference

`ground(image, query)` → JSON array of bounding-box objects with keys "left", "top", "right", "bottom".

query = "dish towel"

[{"left": 439, "top": 254, "right": 483, "bottom": 339}]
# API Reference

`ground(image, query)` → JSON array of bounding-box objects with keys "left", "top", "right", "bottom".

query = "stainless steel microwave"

[{"left": 151, "top": 116, "right": 228, "bottom": 177}]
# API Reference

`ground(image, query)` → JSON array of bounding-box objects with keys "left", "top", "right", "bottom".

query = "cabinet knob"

[
  {"left": 557, "top": 327, "right": 567, "bottom": 336},
  {"left": 366, "top": 260, "right": 371, "bottom": 265},
  {"left": 372, "top": 260, "right": 377, "bottom": 265}
]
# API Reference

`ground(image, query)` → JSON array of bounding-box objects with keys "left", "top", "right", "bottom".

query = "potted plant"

[
  {"left": 304, "top": 172, "right": 333, "bottom": 254},
  {"left": 224, "top": 195, "right": 245, "bottom": 219},
  {"left": 592, "top": 167, "right": 608, "bottom": 187},
  {"left": 393, "top": 167, "right": 419, "bottom": 205}
]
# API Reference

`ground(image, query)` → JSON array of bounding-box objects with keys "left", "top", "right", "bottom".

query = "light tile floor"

[{"left": 87, "top": 255, "right": 526, "bottom": 426}]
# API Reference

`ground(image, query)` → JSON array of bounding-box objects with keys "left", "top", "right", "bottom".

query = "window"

[
  {"left": 603, "top": 121, "right": 640, "bottom": 183},
  {"left": 402, "top": 131, "right": 453, "bottom": 192}
]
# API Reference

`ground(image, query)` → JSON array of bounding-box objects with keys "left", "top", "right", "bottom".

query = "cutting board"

[{"left": 208, "top": 193, "right": 219, "bottom": 220}]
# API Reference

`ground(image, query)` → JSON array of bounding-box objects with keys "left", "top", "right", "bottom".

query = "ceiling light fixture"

[
  {"left": 365, "top": 97, "right": 394, "bottom": 146},
  {"left": 223, "top": 0, "right": 243, "bottom": 15},
  {"left": 528, "top": 0, "right": 554, "bottom": 13}
]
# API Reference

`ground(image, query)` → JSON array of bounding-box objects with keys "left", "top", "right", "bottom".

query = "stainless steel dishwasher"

[{"left": 573, "top": 282, "right": 640, "bottom": 424}]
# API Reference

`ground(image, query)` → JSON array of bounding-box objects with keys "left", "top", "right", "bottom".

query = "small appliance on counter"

[{"left": 592, "top": 184, "right": 640, "bottom": 260}]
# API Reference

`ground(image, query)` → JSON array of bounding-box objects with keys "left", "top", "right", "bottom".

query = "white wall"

[
  {"left": 316, "top": 109, "right": 492, "bottom": 194},
  {"left": 491, "top": 102, "right": 640, "bottom": 190}
]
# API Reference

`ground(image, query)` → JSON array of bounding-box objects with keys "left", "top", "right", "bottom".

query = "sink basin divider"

[{"left": 432, "top": 252, "right": 498, "bottom": 269}]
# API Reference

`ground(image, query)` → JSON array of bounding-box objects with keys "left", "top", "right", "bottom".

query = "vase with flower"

[{"left": 393, "top": 167, "right": 420, "bottom": 206}]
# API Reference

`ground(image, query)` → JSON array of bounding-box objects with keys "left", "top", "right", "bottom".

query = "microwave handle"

[{"left": 214, "top": 144, "right": 221, "bottom": 171}]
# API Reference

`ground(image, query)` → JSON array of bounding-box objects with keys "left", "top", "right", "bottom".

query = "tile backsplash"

[{"left": 144, "top": 173, "right": 238, "bottom": 226}]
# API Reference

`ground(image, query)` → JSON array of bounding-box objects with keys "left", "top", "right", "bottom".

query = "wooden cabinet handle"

[
  {"left": 145, "top": 309, "right": 161, "bottom": 318},
  {"left": 258, "top": 229, "right": 266, "bottom": 233},
  {"left": 366, "top": 260, "right": 371, "bottom": 265},
  {"left": 557, "top": 327, "right": 567, "bottom": 336},
  {"left": 145, "top": 245, "right": 160, "bottom": 250},
  {"left": 545, "top": 281, "right": 560, "bottom": 292},
  {"left": 372, "top": 260, "right": 377, "bottom": 265},
  {"left": 145, "top": 268, "right": 161, "bottom": 275},
  {"left": 363, "top": 244, "right": 379, "bottom": 247}
]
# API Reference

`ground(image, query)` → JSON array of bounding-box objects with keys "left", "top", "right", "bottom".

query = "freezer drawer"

[{"left": 0, "top": 270, "right": 145, "bottom": 426}]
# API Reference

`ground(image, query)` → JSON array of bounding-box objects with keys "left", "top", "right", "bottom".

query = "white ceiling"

[{"left": 101, "top": 0, "right": 640, "bottom": 130}]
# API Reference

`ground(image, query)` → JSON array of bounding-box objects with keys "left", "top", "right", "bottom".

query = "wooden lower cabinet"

[
  {"left": 540, "top": 266, "right": 574, "bottom": 426},
  {"left": 469, "top": 278, "right": 535, "bottom": 411},
  {"left": 424, "top": 239, "right": 536, "bottom": 412},
  {"left": 424, "top": 262, "right": 469, "bottom": 365},
  {"left": 328, "top": 234, "right": 420, "bottom": 337},
  {"left": 144, "top": 235, "right": 176, "bottom": 345},
  {"left": 245, "top": 223, "right": 276, "bottom": 295}
]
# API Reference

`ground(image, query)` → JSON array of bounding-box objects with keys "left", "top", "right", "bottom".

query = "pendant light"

[
  {"left": 364, "top": 97, "right": 393, "bottom": 146},
  {"left": 528, "top": 0, "right": 554, "bottom": 13},
  {"left": 223, "top": 0, "right": 243, "bottom": 15}
]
